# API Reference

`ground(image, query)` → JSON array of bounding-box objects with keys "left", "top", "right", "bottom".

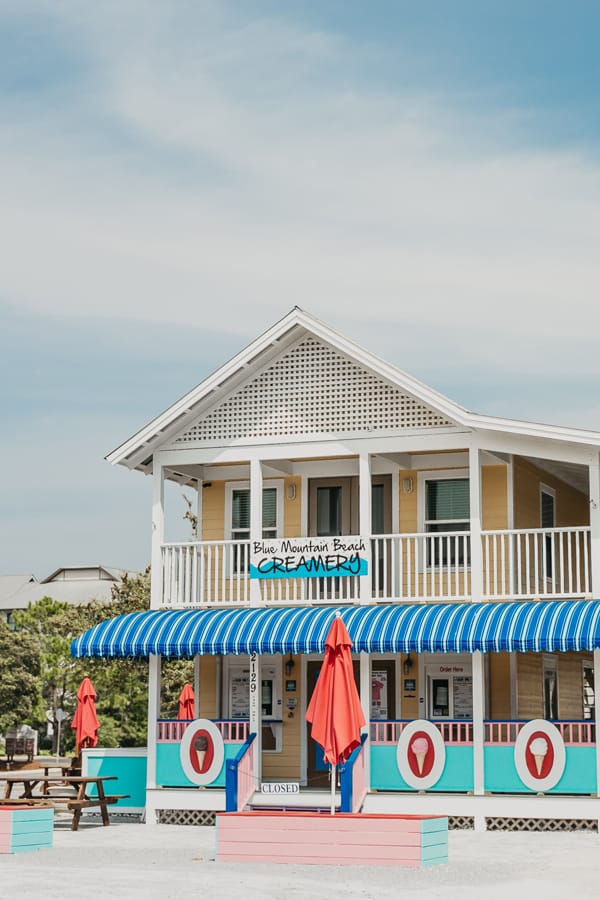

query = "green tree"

[
  {"left": 6, "top": 569, "right": 195, "bottom": 752},
  {"left": 0, "top": 619, "right": 42, "bottom": 732}
]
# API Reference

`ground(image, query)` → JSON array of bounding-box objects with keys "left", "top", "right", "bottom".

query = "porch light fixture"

[
  {"left": 285, "top": 654, "right": 295, "bottom": 677},
  {"left": 402, "top": 477, "right": 413, "bottom": 494},
  {"left": 403, "top": 654, "right": 414, "bottom": 676}
]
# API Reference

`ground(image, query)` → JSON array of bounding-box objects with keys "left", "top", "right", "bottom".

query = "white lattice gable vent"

[{"left": 176, "top": 336, "right": 453, "bottom": 444}]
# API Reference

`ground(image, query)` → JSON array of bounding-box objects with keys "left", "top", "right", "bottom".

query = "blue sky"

[{"left": 1, "top": 1, "right": 600, "bottom": 577}]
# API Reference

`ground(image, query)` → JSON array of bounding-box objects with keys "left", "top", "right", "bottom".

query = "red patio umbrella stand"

[
  {"left": 177, "top": 682, "right": 195, "bottom": 721},
  {"left": 305, "top": 612, "right": 365, "bottom": 814},
  {"left": 71, "top": 676, "right": 100, "bottom": 756}
]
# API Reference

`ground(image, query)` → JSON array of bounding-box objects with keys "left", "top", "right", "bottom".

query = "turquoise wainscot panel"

[
  {"left": 485, "top": 746, "right": 597, "bottom": 794},
  {"left": 371, "top": 746, "right": 474, "bottom": 792},
  {"left": 156, "top": 742, "right": 242, "bottom": 788},
  {"left": 84, "top": 750, "right": 148, "bottom": 808}
]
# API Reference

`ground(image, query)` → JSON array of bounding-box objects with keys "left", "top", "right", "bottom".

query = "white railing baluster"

[
  {"left": 158, "top": 526, "right": 591, "bottom": 608},
  {"left": 480, "top": 527, "right": 591, "bottom": 600}
]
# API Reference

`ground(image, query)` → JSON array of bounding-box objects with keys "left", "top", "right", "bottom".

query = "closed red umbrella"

[
  {"left": 71, "top": 677, "right": 100, "bottom": 753},
  {"left": 177, "top": 682, "right": 195, "bottom": 720},
  {"left": 305, "top": 613, "right": 365, "bottom": 813}
]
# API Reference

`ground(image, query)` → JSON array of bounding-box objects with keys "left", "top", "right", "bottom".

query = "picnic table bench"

[{"left": 1, "top": 774, "right": 129, "bottom": 831}]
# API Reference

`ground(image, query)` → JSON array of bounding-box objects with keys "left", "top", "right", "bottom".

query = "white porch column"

[
  {"left": 145, "top": 653, "right": 161, "bottom": 820},
  {"left": 588, "top": 453, "right": 600, "bottom": 599},
  {"left": 150, "top": 457, "right": 165, "bottom": 610},
  {"left": 195, "top": 477, "right": 203, "bottom": 541},
  {"left": 358, "top": 453, "right": 372, "bottom": 604},
  {"left": 594, "top": 649, "right": 600, "bottom": 801},
  {"left": 469, "top": 442, "right": 483, "bottom": 603},
  {"left": 472, "top": 650, "right": 485, "bottom": 800},
  {"left": 359, "top": 652, "right": 371, "bottom": 790},
  {"left": 193, "top": 655, "right": 201, "bottom": 719},
  {"left": 249, "top": 651, "right": 262, "bottom": 786},
  {"left": 250, "top": 459, "right": 263, "bottom": 607}
]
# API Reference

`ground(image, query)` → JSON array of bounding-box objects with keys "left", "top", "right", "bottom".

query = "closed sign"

[{"left": 260, "top": 782, "right": 300, "bottom": 794}]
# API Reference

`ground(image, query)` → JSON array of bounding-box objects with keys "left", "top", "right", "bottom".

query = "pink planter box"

[
  {"left": 216, "top": 811, "right": 448, "bottom": 867},
  {"left": 0, "top": 806, "right": 54, "bottom": 854}
]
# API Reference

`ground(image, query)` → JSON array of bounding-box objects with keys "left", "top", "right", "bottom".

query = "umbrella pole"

[{"left": 330, "top": 763, "right": 336, "bottom": 816}]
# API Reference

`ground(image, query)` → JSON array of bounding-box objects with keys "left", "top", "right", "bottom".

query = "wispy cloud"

[
  {"left": 1, "top": 4, "right": 598, "bottom": 377},
  {"left": 1, "top": 2, "right": 600, "bottom": 572}
]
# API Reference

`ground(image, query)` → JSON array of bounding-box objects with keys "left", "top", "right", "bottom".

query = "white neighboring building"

[{"left": 0, "top": 566, "right": 130, "bottom": 625}]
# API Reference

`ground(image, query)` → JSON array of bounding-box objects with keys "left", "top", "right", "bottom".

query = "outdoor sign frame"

[{"left": 250, "top": 536, "right": 369, "bottom": 579}]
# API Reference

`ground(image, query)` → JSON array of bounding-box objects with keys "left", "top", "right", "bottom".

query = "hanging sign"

[{"left": 250, "top": 537, "right": 369, "bottom": 579}]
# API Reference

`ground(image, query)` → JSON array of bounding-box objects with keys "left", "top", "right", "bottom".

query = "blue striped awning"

[{"left": 71, "top": 599, "right": 600, "bottom": 659}]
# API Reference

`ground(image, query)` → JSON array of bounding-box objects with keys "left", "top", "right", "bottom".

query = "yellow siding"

[
  {"left": 201, "top": 477, "right": 302, "bottom": 540},
  {"left": 399, "top": 465, "right": 507, "bottom": 533},
  {"left": 283, "top": 478, "right": 302, "bottom": 537},
  {"left": 488, "top": 653, "right": 511, "bottom": 719},
  {"left": 482, "top": 466, "right": 507, "bottom": 530},
  {"left": 513, "top": 458, "right": 588, "bottom": 528},
  {"left": 202, "top": 481, "right": 226, "bottom": 540},
  {"left": 399, "top": 470, "right": 418, "bottom": 533},
  {"left": 558, "top": 652, "right": 584, "bottom": 719},
  {"left": 199, "top": 655, "right": 218, "bottom": 718},
  {"left": 400, "top": 653, "right": 420, "bottom": 719},
  {"left": 263, "top": 654, "right": 302, "bottom": 779},
  {"left": 517, "top": 654, "right": 543, "bottom": 719}
]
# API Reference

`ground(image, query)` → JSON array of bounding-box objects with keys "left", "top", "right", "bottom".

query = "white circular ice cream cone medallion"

[{"left": 530, "top": 737, "right": 548, "bottom": 776}]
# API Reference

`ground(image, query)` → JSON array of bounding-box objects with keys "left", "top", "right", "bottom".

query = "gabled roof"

[
  {"left": 0, "top": 566, "right": 132, "bottom": 612},
  {"left": 41, "top": 565, "right": 125, "bottom": 584},
  {"left": 107, "top": 307, "right": 600, "bottom": 473}
]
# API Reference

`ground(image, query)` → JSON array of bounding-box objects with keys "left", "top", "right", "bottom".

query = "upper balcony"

[{"left": 159, "top": 525, "right": 592, "bottom": 608}]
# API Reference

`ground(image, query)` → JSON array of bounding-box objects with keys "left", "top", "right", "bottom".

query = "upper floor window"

[
  {"left": 230, "top": 486, "right": 278, "bottom": 541},
  {"left": 226, "top": 481, "right": 282, "bottom": 572},
  {"left": 421, "top": 474, "right": 470, "bottom": 567}
]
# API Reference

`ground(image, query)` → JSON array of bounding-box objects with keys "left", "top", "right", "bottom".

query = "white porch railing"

[
  {"left": 371, "top": 532, "right": 470, "bottom": 601},
  {"left": 160, "top": 526, "right": 592, "bottom": 607},
  {"left": 482, "top": 527, "right": 591, "bottom": 599},
  {"left": 370, "top": 719, "right": 595, "bottom": 747},
  {"left": 156, "top": 719, "right": 249, "bottom": 743}
]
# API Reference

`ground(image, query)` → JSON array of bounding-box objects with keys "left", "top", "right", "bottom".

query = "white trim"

[
  {"left": 146, "top": 654, "right": 161, "bottom": 791},
  {"left": 107, "top": 308, "right": 469, "bottom": 469},
  {"left": 513, "top": 719, "right": 566, "bottom": 792},
  {"left": 223, "top": 656, "right": 282, "bottom": 754},
  {"left": 107, "top": 308, "right": 600, "bottom": 474},
  {"left": 179, "top": 719, "right": 225, "bottom": 786},
  {"left": 540, "top": 483, "right": 557, "bottom": 528},
  {"left": 396, "top": 720, "right": 446, "bottom": 790},
  {"left": 507, "top": 455, "right": 515, "bottom": 530},
  {"left": 224, "top": 479, "right": 284, "bottom": 541},
  {"left": 417, "top": 468, "right": 470, "bottom": 534}
]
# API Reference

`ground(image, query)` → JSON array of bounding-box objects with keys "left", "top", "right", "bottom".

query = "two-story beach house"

[{"left": 73, "top": 308, "right": 600, "bottom": 831}]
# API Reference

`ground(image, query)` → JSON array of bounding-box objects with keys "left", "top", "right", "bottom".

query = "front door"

[
  {"left": 308, "top": 477, "right": 358, "bottom": 537},
  {"left": 306, "top": 659, "right": 360, "bottom": 787}
]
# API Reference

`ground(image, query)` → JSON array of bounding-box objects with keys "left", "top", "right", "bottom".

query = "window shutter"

[
  {"left": 426, "top": 479, "right": 470, "bottom": 521},
  {"left": 232, "top": 490, "right": 250, "bottom": 530},
  {"left": 262, "top": 488, "right": 277, "bottom": 531},
  {"left": 541, "top": 491, "right": 555, "bottom": 528}
]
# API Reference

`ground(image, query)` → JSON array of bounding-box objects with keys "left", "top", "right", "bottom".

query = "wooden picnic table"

[{"left": 1, "top": 774, "right": 128, "bottom": 831}]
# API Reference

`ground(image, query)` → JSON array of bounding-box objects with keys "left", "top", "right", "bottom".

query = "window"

[
  {"left": 226, "top": 482, "right": 282, "bottom": 571},
  {"left": 583, "top": 661, "right": 595, "bottom": 721},
  {"left": 540, "top": 485, "right": 556, "bottom": 580},
  {"left": 423, "top": 476, "right": 470, "bottom": 566},
  {"left": 231, "top": 488, "right": 278, "bottom": 541},
  {"left": 543, "top": 655, "right": 558, "bottom": 720}
]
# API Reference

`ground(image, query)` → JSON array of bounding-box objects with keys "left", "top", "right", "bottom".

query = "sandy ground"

[{"left": 1, "top": 816, "right": 600, "bottom": 900}]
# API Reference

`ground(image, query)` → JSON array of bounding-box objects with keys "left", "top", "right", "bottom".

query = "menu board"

[
  {"left": 453, "top": 676, "right": 473, "bottom": 720},
  {"left": 371, "top": 669, "right": 389, "bottom": 720},
  {"left": 230, "top": 672, "right": 250, "bottom": 719}
]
